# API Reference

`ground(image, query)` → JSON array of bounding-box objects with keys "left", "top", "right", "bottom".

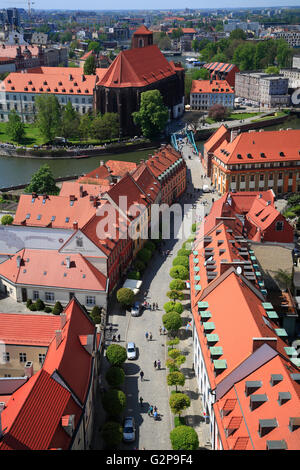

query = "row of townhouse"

[
  {"left": 202, "top": 125, "right": 300, "bottom": 196},
  {"left": 0, "top": 297, "right": 102, "bottom": 450},
  {"left": 189, "top": 191, "right": 300, "bottom": 450},
  {"left": 0, "top": 145, "right": 186, "bottom": 312}
]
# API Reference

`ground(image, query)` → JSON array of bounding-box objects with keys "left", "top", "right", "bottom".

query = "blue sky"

[{"left": 37, "top": 2, "right": 300, "bottom": 11}]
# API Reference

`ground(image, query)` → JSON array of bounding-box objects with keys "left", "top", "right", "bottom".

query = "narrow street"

[{"left": 94, "top": 140, "right": 219, "bottom": 450}]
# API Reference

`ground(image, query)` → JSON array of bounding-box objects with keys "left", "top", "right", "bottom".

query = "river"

[{"left": 0, "top": 115, "right": 299, "bottom": 190}]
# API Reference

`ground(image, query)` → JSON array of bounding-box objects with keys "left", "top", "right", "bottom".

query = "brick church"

[{"left": 95, "top": 26, "right": 185, "bottom": 136}]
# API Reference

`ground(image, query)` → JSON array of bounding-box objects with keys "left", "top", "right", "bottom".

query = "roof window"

[
  {"left": 250, "top": 393, "right": 268, "bottom": 411},
  {"left": 289, "top": 417, "right": 300, "bottom": 432},
  {"left": 245, "top": 380, "right": 262, "bottom": 396},
  {"left": 37, "top": 214, "right": 41, "bottom": 220},
  {"left": 26, "top": 213, "right": 30, "bottom": 219},
  {"left": 259, "top": 418, "right": 277, "bottom": 437},
  {"left": 266, "top": 440, "right": 287, "bottom": 450},
  {"left": 260, "top": 152, "right": 266, "bottom": 158},
  {"left": 270, "top": 374, "right": 283, "bottom": 386},
  {"left": 278, "top": 391, "right": 291, "bottom": 406},
  {"left": 51, "top": 216, "right": 56, "bottom": 221},
  {"left": 279, "top": 151, "right": 285, "bottom": 157}
]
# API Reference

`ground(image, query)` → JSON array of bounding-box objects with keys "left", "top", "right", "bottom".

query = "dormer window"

[
  {"left": 85, "top": 89, "right": 89, "bottom": 93},
  {"left": 43, "top": 81, "right": 47, "bottom": 85},
  {"left": 58, "top": 81, "right": 62, "bottom": 86}
]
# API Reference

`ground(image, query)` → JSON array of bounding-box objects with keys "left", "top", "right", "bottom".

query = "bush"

[
  {"left": 172, "top": 256, "right": 189, "bottom": 269},
  {"left": 105, "top": 366, "right": 125, "bottom": 388},
  {"left": 144, "top": 241, "right": 156, "bottom": 252},
  {"left": 102, "top": 389, "right": 127, "bottom": 416},
  {"left": 102, "top": 421, "right": 123, "bottom": 448},
  {"left": 191, "top": 223, "right": 197, "bottom": 233},
  {"left": 164, "top": 301, "right": 183, "bottom": 314},
  {"left": 44, "top": 306, "right": 52, "bottom": 313},
  {"left": 106, "top": 344, "right": 127, "bottom": 366},
  {"left": 170, "top": 425, "right": 199, "bottom": 450},
  {"left": 177, "top": 248, "right": 191, "bottom": 257},
  {"left": 52, "top": 301, "right": 63, "bottom": 315},
  {"left": 169, "top": 279, "right": 186, "bottom": 291},
  {"left": 162, "top": 311, "right": 182, "bottom": 334},
  {"left": 116, "top": 288, "right": 134, "bottom": 306},
  {"left": 26, "top": 299, "right": 32, "bottom": 308},
  {"left": 90, "top": 305, "right": 102, "bottom": 324},
  {"left": 1, "top": 215, "right": 14, "bottom": 225},
  {"left": 127, "top": 271, "right": 141, "bottom": 280},
  {"left": 174, "top": 416, "right": 186, "bottom": 428},
  {"left": 35, "top": 298, "right": 45, "bottom": 311},
  {"left": 137, "top": 248, "right": 152, "bottom": 264},
  {"left": 170, "top": 265, "right": 189, "bottom": 280},
  {"left": 134, "top": 259, "right": 146, "bottom": 272},
  {"left": 28, "top": 303, "right": 37, "bottom": 311},
  {"left": 166, "top": 290, "right": 184, "bottom": 301},
  {"left": 169, "top": 393, "right": 191, "bottom": 416}
]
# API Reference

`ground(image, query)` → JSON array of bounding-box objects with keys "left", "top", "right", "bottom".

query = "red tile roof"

[
  {"left": 191, "top": 79, "right": 234, "bottom": 94},
  {"left": 133, "top": 25, "right": 153, "bottom": 35},
  {"left": 13, "top": 194, "right": 96, "bottom": 229},
  {"left": 0, "top": 313, "right": 61, "bottom": 346},
  {"left": 213, "top": 129, "right": 300, "bottom": 165},
  {"left": 0, "top": 249, "right": 107, "bottom": 292},
  {"left": 97, "top": 45, "right": 178, "bottom": 88},
  {"left": 59, "top": 181, "right": 111, "bottom": 198},
  {"left": 131, "top": 162, "right": 161, "bottom": 203},
  {"left": 2, "top": 67, "right": 96, "bottom": 95},
  {"left": 146, "top": 145, "right": 183, "bottom": 178},
  {"left": 0, "top": 44, "right": 39, "bottom": 59}
]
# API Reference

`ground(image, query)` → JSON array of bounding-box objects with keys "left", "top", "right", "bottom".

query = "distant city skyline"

[{"left": 31, "top": 1, "right": 300, "bottom": 12}]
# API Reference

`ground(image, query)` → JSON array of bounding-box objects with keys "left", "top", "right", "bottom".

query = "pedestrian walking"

[
  {"left": 149, "top": 332, "right": 152, "bottom": 341},
  {"left": 156, "top": 302, "right": 158, "bottom": 310},
  {"left": 140, "top": 370, "right": 144, "bottom": 381},
  {"left": 139, "top": 396, "right": 143, "bottom": 407},
  {"left": 145, "top": 332, "right": 149, "bottom": 340},
  {"left": 159, "top": 326, "right": 162, "bottom": 336},
  {"left": 152, "top": 302, "right": 155, "bottom": 310},
  {"left": 154, "top": 406, "right": 158, "bottom": 413},
  {"left": 154, "top": 410, "right": 158, "bottom": 420},
  {"left": 147, "top": 406, "right": 151, "bottom": 416},
  {"left": 149, "top": 405, "right": 153, "bottom": 416},
  {"left": 157, "top": 360, "right": 161, "bottom": 370},
  {"left": 117, "top": 334, "right": 120, "bottom": 342},
  {"left": 112, "top": 335, "right": 116, "bottom": 341},
  {"left": 154, "top": 360, "right": 157, "bottom": 369}
]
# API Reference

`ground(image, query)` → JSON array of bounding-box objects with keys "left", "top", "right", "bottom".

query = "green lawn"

[
  {"left": 0, "top": 122, "right": 46, "bottom": 146},
  {"left": 251, "top": 111, "right": 287, "bottom": 122},
  {"left": 205, "top": 112, "right": 259, "bottom": 124}
]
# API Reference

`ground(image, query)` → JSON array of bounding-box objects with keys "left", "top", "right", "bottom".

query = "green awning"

[
  {"left": 213, "top": 359, "right": 227, "bottom": 370},
  {"left": 210, "top": 346, "right": 223, "bottom": 356},
  {"left": 250, "top": 256, "right": 256, "bottom": 261},
  {"left": 262, "top": 302, "right": 273, "bottom": 310},
  {"left": 203, "top": 322, "right": 215, "bottom": 331},
  {"left": 255, "top": 271, "right": 262, "bottom": 277},
  {"left": 198, "top": 301, "right": 209, "bottom": 308},
  {"left": 266, "top": 310, "right": 279, "bottom": 319},
  {"left": 284, "top": 347, "right": 297, "bottom": 356},
  {"left": 275, "top": 328, "right": 288, "bottom": 337}
]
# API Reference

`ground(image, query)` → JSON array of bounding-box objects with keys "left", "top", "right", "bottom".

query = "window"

[
  {"left": 33, "top": 290, "right": 39, "bottom": 300},
  {"left": 276, "top": 221, "right": 284, "bottom": 231},
  {"left": 86, "top": 296, "right": 96, "bottom": 306},
  {"left": 39, "top": 353, "right": 46, "bottom": 365},
  {"left": 2, "top": 352, "right": 10, "bottom": 362},
  {"left": 45, "top": 292, "right": 54, "bottom": 302},
  {"left": 19, "top": 353, "right": 27, "bottom": 363},
  {"left": 260, "top": 174, "right": 264, "bottom": 181},
  {"left": 76, "top": 237, "right": 83, "bottom": 247}
]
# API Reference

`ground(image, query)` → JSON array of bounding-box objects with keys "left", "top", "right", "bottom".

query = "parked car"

[
  {"left": 130, "top": 301, "right": 142, "bottom": 317},
  {"left": 123, "top": 416, "right": 136, "bottom": 442},
  {"left": 126, "top": 342, "right": 137, "bottom": 360}
]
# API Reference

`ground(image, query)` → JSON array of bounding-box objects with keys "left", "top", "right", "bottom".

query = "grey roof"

[
  {"left": 250, "top": 393, "right": 268, "bottom": 403},
  {"left": 266, "top": 440, "right": 287, "bottom": 450}
]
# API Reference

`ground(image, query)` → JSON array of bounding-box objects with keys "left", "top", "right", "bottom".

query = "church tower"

[{"left": 131, "top": 25, "right": 153, "bottom": 49}]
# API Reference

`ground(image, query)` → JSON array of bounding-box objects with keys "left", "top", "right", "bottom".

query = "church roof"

[
  {"left": 133, "top": 25, "right": 153, "bottom": 35},
  {"left": 97, "top": 45, "right": 177, "bottom": 88}
]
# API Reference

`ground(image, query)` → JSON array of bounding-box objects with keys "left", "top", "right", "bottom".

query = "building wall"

[
  {"left": 0, "top": 344, "right": 47, "bottom": 378},
  {"left": 235, "top": 72, "right": 289, "bottom": 107},
  {"left": 190, "top": 92, "right": 234, "bottom": 110}
]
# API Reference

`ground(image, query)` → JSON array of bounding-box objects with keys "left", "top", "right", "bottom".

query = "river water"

[{"left": 0, "top": 115, "right": 299, "bottom": 189}]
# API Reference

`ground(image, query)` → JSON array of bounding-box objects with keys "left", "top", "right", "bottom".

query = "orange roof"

[
  {"left": 2, "top": 67, "right": 96, "bottom": 95},
  {"left": 168, "top": 27, "right": 196, "bottom": 34},
  {"left": 0, "top": 313, "right": 61, "bottom": 346},
  {"left": 59, "top": 181, "right": 111, "bottom": 198},
  {"left": 131, "top": 162, "right": 161, "bottom": 203},
  {"left": 204, "top": 124, "right": 230, "bottom": 154},
  {"left": 0, "top": 44, "right": 39, "bottom": 59},
  {"left": 97, "top": 45, "right": 177, "bottom": 88},
  {"left": 0, "top": 249, "right": 107, "bottom": 292},
  {"left": 13, "top": 194, "right": 96, "bottom": 229},
  {"left": 146, "top": 145, "right": 183, "bottom": 178},
  {"left": 213, "top": 129, "right": 300, "bottom": 165},
  {"left": 82, "top": 160, "right": 137, "bottom": 180},
  {"left": 191, "top": 79, "right": 234, "bottom": 94},
  {"left": 133, "top": 25, "right": 153, "bottom": 35}
]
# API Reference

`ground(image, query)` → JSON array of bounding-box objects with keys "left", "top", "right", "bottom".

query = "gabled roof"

[
  {"left": 97, "top": 45, "right": 177, "bottom": 88},
  {"left": 131, "top": 162, "right": 161, "bottom": 203},
  {"left": 59, "top": 181, "right": 111, "bottom": 198},
  {"left": 146, "top": 145, "right": 183, "bottom": 179},
  {"left": 191, "top": 80, "right": 234, "bottom": 94},
  {"left": 204, "top": 124, "right": 229, "bottom": 154},
  {"left": 133, "top": 25, "right": 153, "bottom": 35},
  {"left": 0, "top": 313, "right": 61, "bottom": 346}
]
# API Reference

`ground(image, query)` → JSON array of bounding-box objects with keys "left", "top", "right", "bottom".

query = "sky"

[{"left": 34, "top": 1, "right": 300, "bottom": 11}]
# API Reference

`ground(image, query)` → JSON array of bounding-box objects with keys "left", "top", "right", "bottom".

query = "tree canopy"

[
  {"left": 84, "top": 54, "right": 96, "bottom": 75},
  {"left": 6, "top": 110, "right": 25, "bottom": 143},
  {"left": 170, "top": 425, "right": 199, "bottom": 450},
  {"left": 24, "top": 164, "right": 59, "bottom": 195},
  {"left": 132, "top": 89, "right": 169, "bottom": 138},
  {"left": 35, "top": 95, "right": 61, "bottom": 142}
]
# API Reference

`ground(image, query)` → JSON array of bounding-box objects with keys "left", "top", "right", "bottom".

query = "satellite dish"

[{"left": 236, "top": 266, "right": 242, "bottom": 275}]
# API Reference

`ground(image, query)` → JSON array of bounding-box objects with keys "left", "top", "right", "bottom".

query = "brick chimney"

[{"left": 73, "top": 221, "right": 78, "bottom": 230}]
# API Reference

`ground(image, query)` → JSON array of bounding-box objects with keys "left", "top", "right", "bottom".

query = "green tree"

[
  {"left": 35, "top": 95, "right": 61, "bottom": 142},
  {"left": 167, "top": 371, "right": 185, "bottom": 391},
  {"left": 132, "top": 89, "right": 169, "bottom": 138},
  {"left": 79, "top": 113, "right": 93, "bottom": 140},
  {"left": 162, "top": 311, "right": 182, "bottom": 335},
  {"left": 170, "top": 425, "right": 199, "bottom": 450},
  {"left": 106, "top": 344, "right": 127, "bottom": 366},
  {"left": 105, "top": 366, "right": 125, "bottom": 388},
  {"left": 1, "top": 215, "right": 13, "bottom": 225},
  {"left": 52, "top": 301, "right": 63, "bottom": 315},
  {"left": 90, "top": 305, "right": 102, "bottom": 324},
  {"left": 84, "top": 54, "right": 96, "bottom": 75},
  {"left": 169, "top": 392, "right": 191, "bottom": 416},
  {"left": 24, "top": 164, "right": 59, "bottom": 195},
  {"left": 170, "top": 265, "right": 189, "bottom": 280},
  {"left": 164, "top": 301, "right": 183, "bottom": 314},
  {"left": 61, "top": 101, "right": 80, "bottom": 139},
  {"left": 169, "top": 279, "right": 186, "bottom": 291},
  {"left": 102, "top": 388, "right": 126, "bottom": 416},
  {"left": 116, "top": 288, "right": 134, "bottom": 307},
  {"left": 229, "top": 28, "right": 247, "bottom": 40},
  {"left": 137, "top": 248, "right": 152, "bottom": 264},
  {"left": 102, "top": 421, "right": 123, "bottom": 448},
  {"left": 167, "top": 337, "right": 180, "bottom": 349},
  {"left": 6, "top": 110, "right": 25, "bottom": 143},
  {"left": 265, "top": 65, "right": 280, "bottom": 74},
  {"left": 172, "top": 256, "right": 189, "bottom": 269},
  {"left": 88, "top": 41, "right": 101, "bottom": 53},
  {"left": 167, "top": 290, "right": 184, "bottom": 302}
]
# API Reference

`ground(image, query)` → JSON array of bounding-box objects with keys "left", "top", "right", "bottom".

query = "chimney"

[
  {"left": 24, "top": 361, "right": 33, "bottom": 378},
  {"left": 73, "top": 221, "right": 78, "bottom": 230},
  {"left": 66, "top": 257, "right": 71, "bottom": 268},
  {"left": 230, "top": 130, "right": 238, "bottom": 142},
  {"left": 82, "top": 74, "right": 86, "bottom": 81},
  {"left": 79, "top": 185, "right": 83, "bottom": 197},
  {"left": 69, "top": 73, "right": 73, "bottom": 81},
  {"left": 56, "top": 330, "right": 63, "bottom": 349},
  {"left": 60, "top": 312, "right": 67, "bottom": 329},
  {"left": 61, "top": 414, "right": 75, "bottom": 437},
  {"left": 252, "top": 337, "right": 277, "bottom": 353},
  {"left": 16, "top": 255, "right": 21, "bottom": 268}
]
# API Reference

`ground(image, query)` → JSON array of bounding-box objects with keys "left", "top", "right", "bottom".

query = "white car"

[
  {"left": 123, "top": 417, "right": 136, "bottom": 442},
  {"left": 126, "top": 342, "right": 137, "bottom": 360}
]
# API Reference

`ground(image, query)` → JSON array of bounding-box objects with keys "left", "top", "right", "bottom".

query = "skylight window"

[
  {"left": 51, "top": 216, "right": 56, "bottom": 221},
  {"left": 37, "top": 214, "right": 41, "bottom": 220},
  {"left": 65, "top": 217, "right": 70, "bottom": 223},
  {"left": 26, "top": 213, "right": 30, "bottom": 219}
]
